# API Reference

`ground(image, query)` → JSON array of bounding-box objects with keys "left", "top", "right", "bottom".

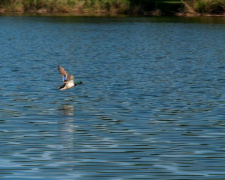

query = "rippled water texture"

[{"left": 1, "top": 16, "right": 225, "bottom": 179}]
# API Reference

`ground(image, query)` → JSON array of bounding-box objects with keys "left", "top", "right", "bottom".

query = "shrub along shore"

[{"left": 0, "top": 0, "right": 225, "bottom": 16}]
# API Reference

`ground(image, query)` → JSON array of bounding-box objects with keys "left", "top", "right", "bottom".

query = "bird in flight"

[{"left": 58, "top": 65, "right": 83, "bottom": 90}]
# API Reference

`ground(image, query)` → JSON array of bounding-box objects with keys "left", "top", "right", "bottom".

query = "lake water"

[{"left": 1, "top": 15, "right": 225, "bottom": 179}]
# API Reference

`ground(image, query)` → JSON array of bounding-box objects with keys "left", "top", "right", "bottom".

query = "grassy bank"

[
  {"left": 0, "top": 0, "right": 130, "bottom": 14},
  {"left": 180, "top": 0, "right": 225, "bottom": 16},
  {"left": 0, "top": 0, "right": 225, "bottom": 16},
  {"left": 0, "top": 0, "right": 183, "bottom": 15}
]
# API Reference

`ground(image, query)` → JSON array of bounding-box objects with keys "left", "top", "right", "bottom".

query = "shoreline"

[
  {"left": 0, "top": 1, "right": 182, "bottom": 16},
  {"left": 1, "top": 1, "right": 225, "bottom": 17},
  {"left": 1, "top": 10, "right": 225, "bottom": 17}
]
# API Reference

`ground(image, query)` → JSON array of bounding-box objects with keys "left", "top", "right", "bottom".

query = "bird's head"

[{"left": 76, "top": 81, "right": 83, "bottom": 85}]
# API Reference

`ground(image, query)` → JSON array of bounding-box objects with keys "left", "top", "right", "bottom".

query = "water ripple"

[{"left": 0, "top": 16, "right": 225, "bottom": 179}]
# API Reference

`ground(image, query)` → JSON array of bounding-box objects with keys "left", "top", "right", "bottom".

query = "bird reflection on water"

[
  {"left": 58, "top": 104, "right": 77, "bottom": 160},
  {"left": 60, "top": 105, "right": 75, "bottom": 116},
  {"left": 58, "top": 104, "right": 75, "bottom": 135}
]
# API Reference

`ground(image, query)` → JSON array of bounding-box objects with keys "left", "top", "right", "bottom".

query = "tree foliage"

[{"left": 1, "top": 0, "right": 224, "bottom": 15}]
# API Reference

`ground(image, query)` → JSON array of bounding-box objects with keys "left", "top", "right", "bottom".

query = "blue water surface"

[{"left": 0, "top": 15, "right": 225, "bottom": 179}]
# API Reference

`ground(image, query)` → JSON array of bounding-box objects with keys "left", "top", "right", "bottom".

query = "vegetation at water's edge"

[
  {"left": 180, "top": 0, "right": 225, "bottom": 16},
  {"left": 0, "top": 0, "right": 183, "bottom": 15},
  {"left": 0, "top": 0, "right": 225, "bottom": 16},
  {"left": 0, "top": 0, "right": 130, "bottom": 14}
]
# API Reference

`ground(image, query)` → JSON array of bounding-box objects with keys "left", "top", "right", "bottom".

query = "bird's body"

[{"left": 58, "top": 65, "right": 83, "bottom": 90}]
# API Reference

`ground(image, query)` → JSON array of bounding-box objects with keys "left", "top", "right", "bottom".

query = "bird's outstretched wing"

[{"left": 58, "top": 65, "right": 74, "bottom": 82}]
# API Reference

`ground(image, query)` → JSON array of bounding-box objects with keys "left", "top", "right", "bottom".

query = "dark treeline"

[
  {"left": 129, "top": 0, "right": 182, "bottom": 15},
  {"left": 0, "top": 0, "right": 224, "bottom": 16},
  {"left": 0, "top": 0, "right": 183, "bottom": 15}
]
